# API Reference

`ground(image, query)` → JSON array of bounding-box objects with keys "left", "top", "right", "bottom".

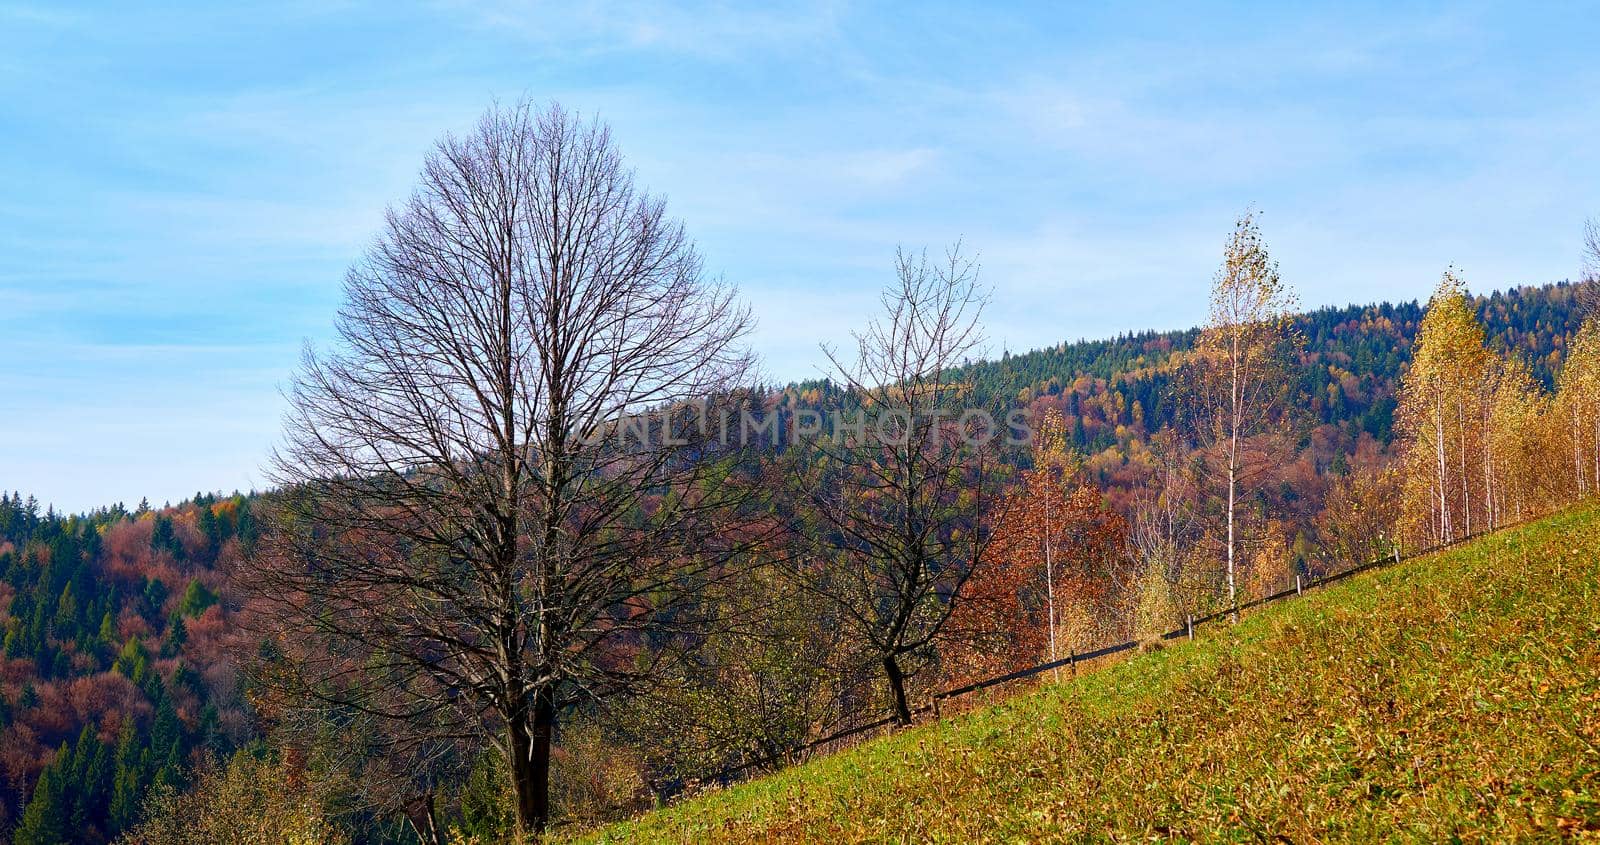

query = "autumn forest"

[{"left": 2, "top": 102, "right": 1599, "bottom": 844}]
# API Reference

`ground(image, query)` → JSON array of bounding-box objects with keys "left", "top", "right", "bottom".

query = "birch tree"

[
  {"left": 955, "top": 409, "right": 1125, "bottom": 675},
  {"left": 1486, "top": 354, "right": 1547, "bottom": 522},
  {"left": 1558, "top": 316, "right": 1600, "bottom": 498},
  {"left": 1187, "top": 211, "right": 1300, "bottom": 621},
  {"left": 990, "top": 409, "right": 1077, "bottom": 667},
  {"left": 1553, "top": 219, "right": 1600, "bottom": 499},
  {"left": 1396, "top": 270, "right": 1491, "bottom": 545}
]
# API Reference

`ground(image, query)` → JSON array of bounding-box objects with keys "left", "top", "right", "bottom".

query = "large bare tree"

[
  {"left": 784, "top": 245, "right": 1007, "bottom": 725},
  {"left": 249, "top": 101, "right": 756, "bottom": 836}
]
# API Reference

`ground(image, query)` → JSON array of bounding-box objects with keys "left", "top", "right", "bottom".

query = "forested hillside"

[
  {"left": 0, "top": 278, "right": 1589, "bottom": 843},
  {"left": 962, "top": 279, "right": 1589, "bottom": 446},
  {"left": 0, "top": 494, "right": 255, "bottom": 842},
  {"left": 777, "top": 280, "right": 1591, "bottom": 512}
]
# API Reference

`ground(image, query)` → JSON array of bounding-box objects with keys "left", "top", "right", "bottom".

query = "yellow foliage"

[
  {"left": 125, "top": 753, "right": 346, "bottom": 845},
  {"left": 1396, "top": 270, "right": 1493, "bottom": 545}
]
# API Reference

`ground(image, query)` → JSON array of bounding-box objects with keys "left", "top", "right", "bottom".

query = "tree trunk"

[
  {"left": 1457, "top": 405, "right": 1471, "bottom": 537},
  {"left": 1226, "top": 460, "right": 1237, "bottom": 623},
  {"left": 1043, "top": 532, "right": 1057, "bottom": 675},
  {"left": 1227, "top": 336, "right": 1240, "bottom": 624},
  {"left": 1573, "top": 410, "right": 1586, "bottom": 498},
  {"left": 1482, "top": 400, "right": 1495, "bottom": 529},
  {"left": 883, "top": 654, "right": 912, "bottom": 726},
  {"left": 1435, "top": 401, "right": 1450, "bottom": 542},
  {"left": 404, "top": 793, "right": 446, "bottom": 845},
  {"left": 1592, "top": 414, "right": 1599, "bottom": 494},
  {"left": 507, "top": 691, "right": 557, "bottom": 837}
]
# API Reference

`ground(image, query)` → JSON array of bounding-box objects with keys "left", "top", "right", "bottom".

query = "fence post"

[
  {"left": 1295, "top": 574, "right": 1302, "bottom": 596},
  {"left": 1186, "top": 614, "right": 1193, "bottom": 641}
]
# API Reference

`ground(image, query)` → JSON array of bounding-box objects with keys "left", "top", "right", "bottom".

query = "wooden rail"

[{"left": 671, "top": 514, "right": 1546, "bottom": 798}]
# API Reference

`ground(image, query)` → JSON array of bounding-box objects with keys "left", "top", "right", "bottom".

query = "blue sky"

[{"left": 2, "top": 2, "right": 1597, "bottom": 513}]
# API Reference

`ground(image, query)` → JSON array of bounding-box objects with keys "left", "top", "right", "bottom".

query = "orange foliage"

[
  {"left": 102, "top": 518, "right": 156, "bottom": 582},
  {"left": 65, "top": 673, "right": 150, "bottom": 738},
  {"left": 947, "top": 411, "right": 1129, "bottom": 683},
  {"left": 0, "top": 722, "right": 43, "bottom": 794},
  {"left": 117, "top": 605, "right": 155, "bottom": 642},
  {"left": 22, "top": 684, "right": 74, "bottom": 737}
]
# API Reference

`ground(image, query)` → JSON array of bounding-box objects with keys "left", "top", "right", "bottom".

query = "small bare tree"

[
  {"left": 1186, "top": 211, "right": 1301, "bottom": 621},
  {"left": 1581, "top": 217, "right": 1600, "bottom": 318},
  {"left": 784, "top": 245, "right": 1005, "bottom": 725},
  {"left": 249, "top": 101, "right": 757, "bottom": 836},
  {"left": 1129, "top": 432, "right": 1198, "bottom": 624}
]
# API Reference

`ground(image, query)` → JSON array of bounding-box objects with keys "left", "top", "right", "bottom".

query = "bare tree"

[
  {"left": 1185, "top": 211, "right": 1301, "bottom": 621},
  {"left": 248, "top": 100, "right": 757, "bottom": 836},
  {"left": 1127, "top": 431, "right": 1202, "bottom": 640},
  {"left": 783, "top": 245, "right": 1006, "bottom": 725},
  {"left": 1581, "top": 217, "right": 1600, "bottom": 318},
  {"left": 1130, "top": 433, "right": 1197, "bottom": 586}
]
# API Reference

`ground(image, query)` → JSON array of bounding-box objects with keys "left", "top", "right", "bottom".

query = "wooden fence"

[{"left": 670, "top": 515, "right": 1541, "bottom": 798}]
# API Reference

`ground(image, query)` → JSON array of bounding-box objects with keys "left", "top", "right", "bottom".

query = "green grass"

[{"left": 573, "top": 506, "right": 1600, "bottom": 843}]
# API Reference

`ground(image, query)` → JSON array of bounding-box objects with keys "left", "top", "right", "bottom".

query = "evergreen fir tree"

[
  {"left": 161, "top": 616, "right": 187, "bottom": 658},
  {"left": 235, "top": 500, "right": 258, "bottom": 554},
  {"left": 114, "top": 635, "right": 146, "bottom": 678},
  {"left": 14, "top": 746, "right": 69, "bottom": 845},
  {"left": 97, "top": 610, "right": 116, "bottom": 650},
  {"left": 197, "top": 503, "right": 221, "bottom": 562},
  {"left": 151, "top": 694, "right": 182, "bottom": 762},
  {"left": 53, "top": 582, "right": 78, "bottom": 633},
  {"left": 108, "top": 764, "right": 143, "bottom": 835},
  {"left": 175, "top": 578, "right": 218, "bottom": 618},
  {"left": 143, "top": 577, "right": 169, "bottom": 619}
]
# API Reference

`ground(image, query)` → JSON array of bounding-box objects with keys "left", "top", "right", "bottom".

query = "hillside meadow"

[{"left": 573, "top": 505, "right": 1600, "bottom": 843}]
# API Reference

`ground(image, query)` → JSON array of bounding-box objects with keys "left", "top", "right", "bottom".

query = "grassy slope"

[{"left": 575, "top": 506, "right": 1600, "bottom": 843}]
